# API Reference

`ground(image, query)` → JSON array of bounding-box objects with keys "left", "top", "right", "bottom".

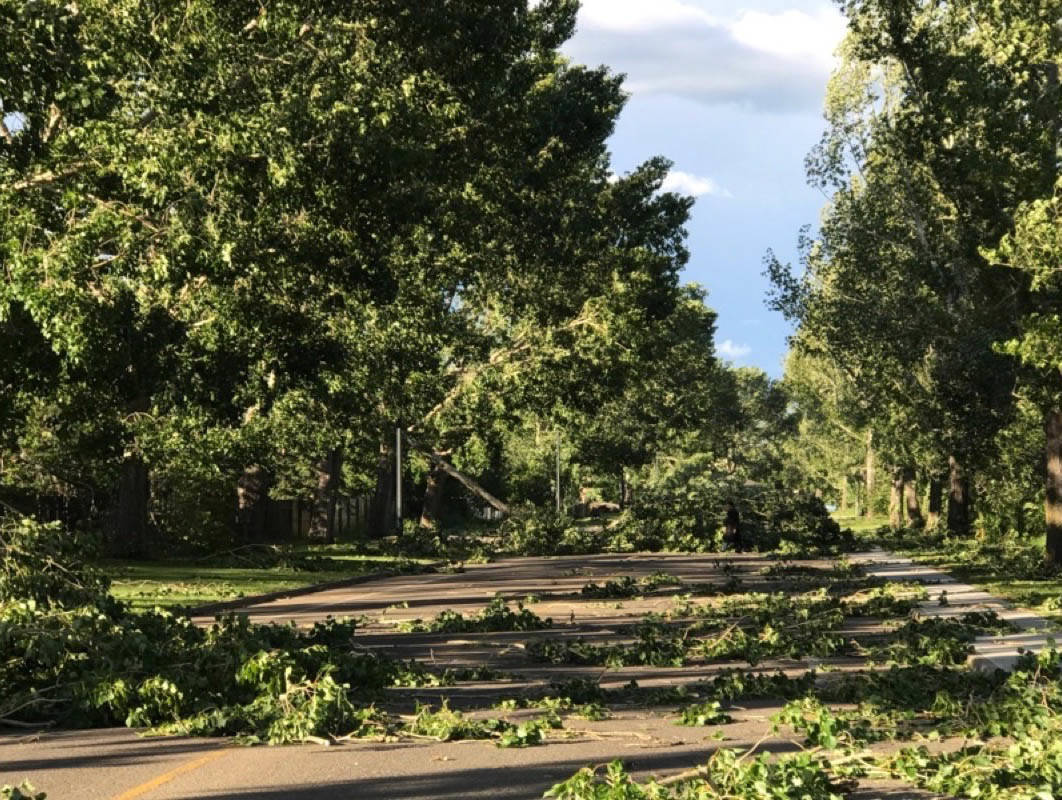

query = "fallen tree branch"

[
  {"left": 403, "top": 433, "right": 510, "bottom": 515},
  {"left": 0, "top": 717, "right": 55, "bottom": 729},
  {"left": 11, "top": 164, "right": 87, "bottom": 191}
]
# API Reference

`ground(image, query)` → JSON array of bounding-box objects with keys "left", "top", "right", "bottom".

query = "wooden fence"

[{"left": 268, "top": 494, "right": 373, "bottom": 540}]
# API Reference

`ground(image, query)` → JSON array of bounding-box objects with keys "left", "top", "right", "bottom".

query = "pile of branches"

[{"left": 0, "top": 516, "right": 432, "bottom": 743}]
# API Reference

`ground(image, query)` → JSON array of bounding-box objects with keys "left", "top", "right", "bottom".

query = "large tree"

[
  {"left": 0, "top": 0, "right": 602, "bottom": 550},
  {"left": 770, "top": 0, "right": 1060, "bottom": 535},
  {"left": 993, "top": 180, "right": 1062, "bottom": 561}
]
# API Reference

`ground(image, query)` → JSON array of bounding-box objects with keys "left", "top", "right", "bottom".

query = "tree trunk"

[
  {"left": 889, "top": 467, "right": 904, "bottom": 530},
  {"left": 405, "top": 433, "right": 510, "bottom": 514},
  {"left": 419, "top": 461, "right": 447, "bottom": 530},
  {"left": 840, "top": 477, "right": 849, "bottom": 515},
  {"left": 422, "top": 451, "right": 510, "bottom": 514},
  {"left": 308, "top": 448, "right": 343, "bottom": 543},
  {"left": 903, "top": 467, "right": 924, "bottom": 529},
  {"left": 236, "top": 465, "right": 271, "bottom": 542},
  {"left": 947, "top": 455, "right": 973, "bottom": 536},
  {"left": 864, "top": 430, "right": 875, "bottom": 517},
  {"left": 369, "top": 441, "right": 395, "bottom": 538},
  {"left": 112, "top": 455, "right": 149, "bottom": 557},
  {"left": 1045, "top": 410, "right": 1062, "bottom": 565},
  {"left": 927, "top": 478, "right": 943, "bottom": 530}
]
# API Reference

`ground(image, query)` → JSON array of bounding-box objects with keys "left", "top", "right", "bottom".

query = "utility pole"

[{"left": 395, "top": 425, "right": 402, "bottom": 532}]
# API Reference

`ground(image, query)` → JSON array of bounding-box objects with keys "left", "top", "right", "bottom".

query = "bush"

[{"left": 497, "top": 507, "right": 605, "bottom": 556}]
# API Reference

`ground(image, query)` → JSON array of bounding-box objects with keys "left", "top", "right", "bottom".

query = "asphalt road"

[
  {"left": 3, "top": 550, "right": 1031, "bottom": 799},
  {"left": 1, "top": 711, "right": 803, "bottom": 800}
]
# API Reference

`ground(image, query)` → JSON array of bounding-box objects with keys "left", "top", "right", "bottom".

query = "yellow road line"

[{"left": 111, "top": 748, "right": 229, "bottom": 800}]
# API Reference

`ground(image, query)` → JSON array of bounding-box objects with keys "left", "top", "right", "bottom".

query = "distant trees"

[{"left": 771, "top": 1, "right": 1062, "bottom": 554}]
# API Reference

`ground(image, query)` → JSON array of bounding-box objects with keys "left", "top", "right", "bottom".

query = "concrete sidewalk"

[{"left": 856, "top": 549, "right": 1057, "bottom": 671}]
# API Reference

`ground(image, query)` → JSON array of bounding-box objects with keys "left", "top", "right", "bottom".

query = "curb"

[{"left": 187, "top": 562, "right": 442, "bottom": 617}]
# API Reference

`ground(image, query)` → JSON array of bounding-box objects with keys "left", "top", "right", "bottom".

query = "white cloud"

[
  {"left": 730, "top": 8, "right": 846, "bottom": 67},
  {"left": 578, "top": 0, "right": 716, "bottom": 32},
  {"left": 718, "top": 339, "right": 752, "bottom": 360},
  {"left": 660, "top": 170, "right": 732, "bottom": 198},
  {"left": 565, "top": 1, "right": 846, "bottom": 112}
]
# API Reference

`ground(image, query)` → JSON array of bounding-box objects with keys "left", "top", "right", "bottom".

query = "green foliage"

[
  {"left": 705, "top": 668, "right": 817, "bottom": 701},
  {"left": 611, "top": 462, "right": 850, "bottom": 555},
  {"left": 774, "top": 698, "right": 884, "bottom": 748},
  {"left": 397, "top": 598, "right": 552, "bottom": 634},
  {"left": 992, "top": 179, "right": 1062, "bottom": 381},
  {"left": 676, "top": 699, "right": 732, "bottom": 726},
  {"left": 494, "top": 695, "right": 610, "bottom": 721},
  {"left": 406, "top": 702, "right": 499, "bottom": 742},
  {"left": 769, "top": 0, "right": 1062, "bottom": 547},
  {"left": 546, "top": 644, "right": 1062, "bottom": 800},
  {"left": 0, "top": 517, "right": 456, "bottom": 741},
  {"left": 496, "top": 718, "right": 549, "bottom": 748},
  {"left": 497, "top": 508, "right": 605, "bottom": 557},
  {"left": 843, "top": 583, "right": 925, "bottom": 618},
  {"left": 756, "top": 492, "right": 850, "bottom": 555},
  {"left": 571, "top": 702, "right": 611, "bottom": 721},
  {"left": 866, "top": 613, "right": 1013, "bottom": 666},
  {"left": 580, "top": 572, "right": 681, "bottom": 599},
  {"left": 405, "top": 701, "right": 551, "bottom": 747},
  {"left": 885, "top": 739, "right": 1062, "bottom": 800},
  {"left": 545, "top": 760, "right": 651, "bottom": 800},
  {"left": 0, "top": 516, "right": 110, "bottom": 608},
  {"left": 0, "top": 0, "right": 715, "bottom": 561},
  {"left": 528, "top": 617, "right": 689, "bottom": 668},
  {"left": 545, "top": 751, "right": 847, "bottom": 800},
  {"left": 0, "top": 785, "right": 46, "bottom": 800},
  {"left": 531, "top": 590, "right": 857, "bottom": 669}
]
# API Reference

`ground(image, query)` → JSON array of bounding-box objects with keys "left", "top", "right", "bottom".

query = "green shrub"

[{"left": 497, "top": 507, "right": 604, "bottom": 556}]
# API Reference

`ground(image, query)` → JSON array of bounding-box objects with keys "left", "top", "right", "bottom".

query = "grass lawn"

[
  {"left": 102, "top": 549, "right": 433, "bottom": 612},
  {"left": 833, "top": 512, "right": 890, "bottom": 533}
]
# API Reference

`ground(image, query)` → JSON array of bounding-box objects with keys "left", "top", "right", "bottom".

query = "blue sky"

[{"left": 562, "top": 0, "right": 846, "bottom": 376}]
